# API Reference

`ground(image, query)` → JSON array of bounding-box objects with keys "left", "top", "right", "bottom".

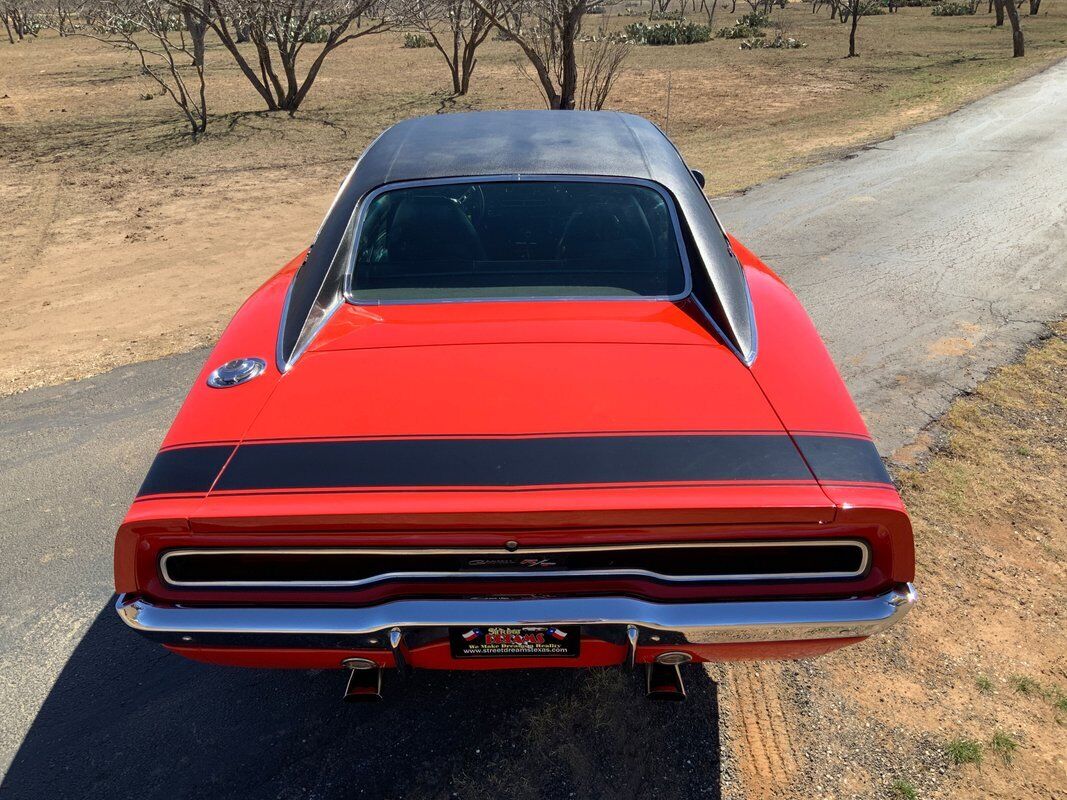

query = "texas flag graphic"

[
  {"left": 461, "top": 629, "right": 481, "bottom": 642},
  {"left": 547, "top": 627, "right": 568, "bottom": 641}
]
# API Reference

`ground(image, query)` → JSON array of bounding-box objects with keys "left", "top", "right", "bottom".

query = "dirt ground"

[
  {"left": 430, "top": 323, "right": 1067, "bottom": 800},
  {"left": 721, "top": 322, "right": 1067, "bottom": 800},
  {"left": 2, "top": 5, "right": 1067, "bottom": 395}
]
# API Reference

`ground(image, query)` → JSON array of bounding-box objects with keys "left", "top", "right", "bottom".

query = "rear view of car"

[{"left": 114, "top": 111, "right": 916, "bottom": 701}]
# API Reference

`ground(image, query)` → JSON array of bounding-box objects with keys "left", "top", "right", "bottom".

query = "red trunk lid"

[{"left": 183, "top": 301, "right": 836, "bottom": 528}]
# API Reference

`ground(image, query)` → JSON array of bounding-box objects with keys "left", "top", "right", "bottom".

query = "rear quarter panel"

[{"left": 732, "top": 235, "right": 914, "bottom": 583}]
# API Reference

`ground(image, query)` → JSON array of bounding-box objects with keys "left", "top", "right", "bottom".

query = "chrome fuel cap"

[{"left": 207, "top": 357, "right": 267, "bottom": 388}]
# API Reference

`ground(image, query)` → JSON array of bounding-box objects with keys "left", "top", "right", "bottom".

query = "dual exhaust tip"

[
  {"left": 341, "top": 650, "right": 693, "bottom": 702},
  {"left": 342, "top": 657, "right": 383, "bottom": 702},
  {"left": 646, "top": 651, "right": 690, "bottom": 701}
]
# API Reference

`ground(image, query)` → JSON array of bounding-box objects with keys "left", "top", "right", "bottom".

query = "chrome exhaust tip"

[
  {"left": 646, "top": 661, "right": 687, "bottom": 701},
  {"left": 654, "top": 651, "right": 693, "bottom": 666},
  {"left": 342, "top": 658, "right": 383, "bottom": 702}
]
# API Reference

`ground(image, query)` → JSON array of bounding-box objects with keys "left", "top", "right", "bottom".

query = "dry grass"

[
  {"left": 742, "top": 321, "right": 1065, "bottom": 799},
  {"left": 1, "top": 4, "right": 1067, "bottom": 394}
]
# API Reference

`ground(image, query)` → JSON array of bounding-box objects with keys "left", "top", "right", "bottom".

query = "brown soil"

[
  {"left": 3, "top": 7, "right": 1067, "bottom": 394},
  {"left": 721, "top": 322, "right": 1067, "bottom": 800}
]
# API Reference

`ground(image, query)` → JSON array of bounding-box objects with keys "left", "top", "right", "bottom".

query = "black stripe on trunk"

[
  {"left": 794, "top": 435, "right": 892, "bottom": 486},
  {"left": 137, "top": 445, "right": 235, "bottom": 497},
  {"left": 135, "top": 434, "right": 894, "bottom": 497},
  {"left": 213, "top": 435, "right": 811, "bottom": 491}
]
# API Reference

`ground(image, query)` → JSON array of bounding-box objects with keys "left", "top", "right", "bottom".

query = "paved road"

[
  {"left": 718, "top": 60, "right": 1067, "bottom": 454},
  {"left": 2, "top": 62, "right": 1066, "bottom": 799}
]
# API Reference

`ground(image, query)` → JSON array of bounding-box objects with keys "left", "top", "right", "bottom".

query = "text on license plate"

[{"left": 448, "top": 625, "right": 581, "bottom": 658}]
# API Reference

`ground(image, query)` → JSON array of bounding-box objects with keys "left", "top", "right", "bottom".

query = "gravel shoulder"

[{"left": 718, "top": 322, "right": 1067, "bottom": 800}]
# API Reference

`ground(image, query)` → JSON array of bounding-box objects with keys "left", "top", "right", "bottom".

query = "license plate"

[{"left": 449, "top": 625, "right": 581, "bottom": 658}]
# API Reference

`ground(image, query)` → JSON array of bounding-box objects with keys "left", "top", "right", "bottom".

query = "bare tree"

[
  {"left": 49, "top": 0, "right": 89, "bottom": 33},
  {"left": 181, "top": 0, "right": 402, "bottom": 113},
  {"left": 647, "top": 0, "right": 670, "bottom": 20},
  {"left": 82, "top": 0, "right": 208, "bottom": 136},
  {"left": 577, "top": 29, "right": 628, "bottom": 110},
  {"left": 411, "top": 0, "right": 495, "bottom": 95},
  {"left": 1002, "top": 0, "right": 1023, "bottom": 55},
  {"left": 3, "top": 1, "right": 42, "bottom": 41},
  {"left": 993, "top": 0, "right": 1005, "bottom": 25},
  {"left": 698, "top": 0, "right": 718, "bottom": 26},
  {"left": 471, "top": 0, "right": 625, "bottom": 110},
  {"left": 837, "top": 0, "right": 878, "bottom": 56}
]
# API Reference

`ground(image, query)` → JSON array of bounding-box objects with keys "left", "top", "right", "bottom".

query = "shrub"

[
  {"left": 740, "top": 33, "right": 806, "bottom": 49},
  {"left": 301, "top": 25, "right": 330, "bottom": 43},
  {"left": 931, "top": 1, "right": 977, "bottom": 13},
  {"left": 625, "top": 20, "right": 712, "bottom": 45},
  {"left": 403, "top": 33, "right": 432, "bottom": 48},
  {"left": 649, "top": 9, "right": 684, "bottom": 19},
  {"left": 717, "top": 12, "right": 768, "bottom": 39}
]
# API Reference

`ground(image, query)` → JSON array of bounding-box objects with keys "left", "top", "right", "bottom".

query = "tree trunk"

[
  {"left": 1028, "top": 0, "right": 1039, "bottom": 13},
  {"left": 558, "top": 8, "right": 582, "bottom": 110},
  {"left": 848, "top": 0, "right": 859, "bottom": 55},
  {"left": 994, "top": 0, "right": 1005, "bottom": 24},
  {"left": 459, "top": 40, "right": 477, "bottom": 95},
  {"left": 1003, "top": 0, "right": 1024, "bottom": 55},
  {"left": 182, "top": 7, "right": 208, "bottom": 67},
  {"left": 706, "top": 0, "right": 718, "bottom": 25}
]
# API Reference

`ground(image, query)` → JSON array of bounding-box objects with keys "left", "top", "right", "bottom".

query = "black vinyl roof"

[
  {"left": 279, "top": 111, "right": 757, "bottom": 368},
  {"left": 354, "top": 111, "right": 667, "bottom": 187}
]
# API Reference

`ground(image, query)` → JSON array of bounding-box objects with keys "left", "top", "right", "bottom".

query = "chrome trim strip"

[
  {"left": 158, "top": 539, "right": 870, "bottom": 589},
  {"left": 340, "top": 174, "right": 695, "bottom": 307},
  {"left": 115, "top": 583, "right": 918, "bottom": 645}
]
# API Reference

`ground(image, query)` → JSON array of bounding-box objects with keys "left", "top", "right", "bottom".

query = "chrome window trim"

[
  {"left": 340, "top": 174, "right": 696, "bottom": 307},
  {"left": 159, "top": 539, "right": 870, "bottom": 589}
]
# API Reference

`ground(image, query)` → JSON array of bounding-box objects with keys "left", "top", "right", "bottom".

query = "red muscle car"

[{"left": 115, "top": 111, "right": 917, "bottom": 701}]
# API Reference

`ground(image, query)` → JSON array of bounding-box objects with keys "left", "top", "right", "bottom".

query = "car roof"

[
  {"left": 279, "top": 111, "right": 758, "bottom": 371},
  {"left": 353, "top": 111, "right": 665, "bottom": 186}
]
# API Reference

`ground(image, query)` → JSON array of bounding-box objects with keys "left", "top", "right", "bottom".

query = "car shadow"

[{"left": 1, "top": 600, "right": 722, "bottom": 800}]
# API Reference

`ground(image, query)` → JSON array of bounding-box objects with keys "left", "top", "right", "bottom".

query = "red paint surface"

[{"left": 117, "top": 235, "right": 914, "bottom": 668}]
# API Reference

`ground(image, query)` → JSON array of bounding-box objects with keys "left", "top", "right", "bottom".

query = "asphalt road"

[{"left": 2, "top": 62, "right": 1066, "bottom": 799}]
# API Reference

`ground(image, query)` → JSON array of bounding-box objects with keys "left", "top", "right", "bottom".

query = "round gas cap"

[{"left": 207, "top": 357, "right": 267, "bottom": 388}]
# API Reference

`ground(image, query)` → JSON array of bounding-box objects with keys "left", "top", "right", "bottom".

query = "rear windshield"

[{"left": 347, "top": 180, "right": 688, "bottom": 303}]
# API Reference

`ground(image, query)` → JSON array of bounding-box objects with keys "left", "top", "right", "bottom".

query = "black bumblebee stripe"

[
  {"left": 212, "top": 435, "right": 812, "bottom": 491},
  {"left": 134, "top": 434, "right": 894, "bottom": 497},
  {"left": 137, "top": 445, "right": 235, "bottom": 498},
  {"left": 793, "top": 435, "right": 892, "bottom": 486}
]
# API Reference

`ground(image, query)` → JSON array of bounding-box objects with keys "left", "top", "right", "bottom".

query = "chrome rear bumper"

[{"left": 116, "top": 583, "right": 917, "bottom": 649}]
